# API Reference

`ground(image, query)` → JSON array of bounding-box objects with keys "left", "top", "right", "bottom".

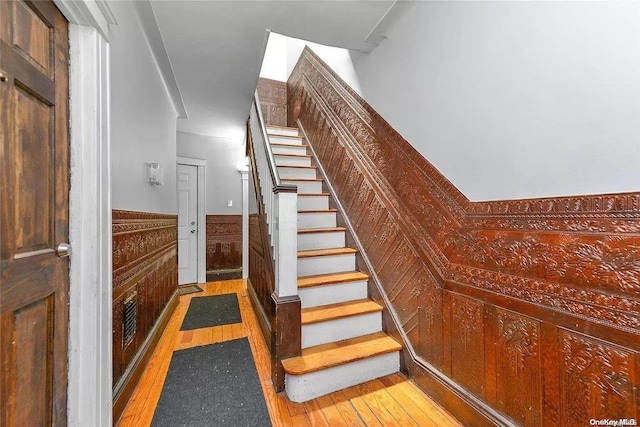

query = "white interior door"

[{"left": 177, "top": 164, "right": 198, "bottom": 284}]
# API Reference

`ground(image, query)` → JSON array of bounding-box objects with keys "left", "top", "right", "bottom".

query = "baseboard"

[
  {"left": 246, "top": 278, "right": 272, "bottom": 352},
  {"left": 112, "top": 289, "right": 179, "bottom": 425}
]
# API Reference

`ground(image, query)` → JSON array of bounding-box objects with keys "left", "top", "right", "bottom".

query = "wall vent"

[{"left": 123, "top": 292, "right": 137, "bottom": 347}]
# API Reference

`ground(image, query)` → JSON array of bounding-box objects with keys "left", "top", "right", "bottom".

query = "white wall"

[
  {"left": 260, "top": 32, "right": 288, "bottom": 81},
  {"left": 109, "top": 0, "right": 178, "bottom": 214},
  {"left": 177, "top": 131, "right": 245, "bottom": 215},
  {"left": 349, "top": 1, "right": 640, "bottom": 201}
]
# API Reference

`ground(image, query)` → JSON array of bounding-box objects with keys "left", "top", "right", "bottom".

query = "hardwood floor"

[{"left": 117, "top": 279, "right": 462, "bottom": 426}]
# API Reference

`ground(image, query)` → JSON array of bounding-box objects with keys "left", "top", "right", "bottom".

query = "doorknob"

[
  {"left": 190, "top": 229, "right": 196, "bottom": 233},
  {"left": 56, "top": 243, "right": 71, "bottom": 257}
]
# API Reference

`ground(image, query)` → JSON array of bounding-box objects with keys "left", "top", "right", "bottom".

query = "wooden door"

[
  {"left": 0, "top": 1, "right": 70, "bottom": 425},
  {"left": 177, "top": 164, "right": 198, "bottom": 284}
]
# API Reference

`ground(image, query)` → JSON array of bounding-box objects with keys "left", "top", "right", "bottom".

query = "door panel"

[
  {"left": 0, "top": 1, "right": 69, "bottom": 425},
  {"left": 14, "top": 85, "right": 54, "bottom": 255}
]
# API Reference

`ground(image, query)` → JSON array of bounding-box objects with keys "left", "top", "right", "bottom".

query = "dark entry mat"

[
  {"left": 180, "top": 293, "right": 241, "bottom": 331},
  {"left": 151, "top": 338, "right": 271, "bottom": 427}
]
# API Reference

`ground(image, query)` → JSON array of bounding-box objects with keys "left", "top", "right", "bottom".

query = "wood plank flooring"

[{"left": 117, "top": 279, "right": 462, "bottom": 426}]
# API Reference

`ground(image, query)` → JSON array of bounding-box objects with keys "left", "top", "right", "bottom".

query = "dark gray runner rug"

[
  {"left": 180, "top": 293, "right": 241, "bottom": 331},
  {"left": 151, "top": 338, "right": 271, "bottom": 427}
]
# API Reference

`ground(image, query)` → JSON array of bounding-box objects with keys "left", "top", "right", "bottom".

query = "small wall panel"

[
  {"left": 206, "top": 215, "right": 242, "bottom": 271},
  {"left": 559, "top": 330, "right": 637, "bottom": 426},
  {"left": 449, "top": 293, "right": 485, "bottom": 399},
  {"left": 494, "top": 308, "right": 542, "bottom": 426}
]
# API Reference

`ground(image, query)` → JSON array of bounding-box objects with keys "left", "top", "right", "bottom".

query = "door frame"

[
  {"left": 53, "top": 1, "right": 114, "bottom": 426},
  {"left": 177, "top": 156, "right": 207, "bottom": 284}
]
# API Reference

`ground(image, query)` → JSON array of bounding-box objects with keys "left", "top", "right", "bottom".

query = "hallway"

[{"left": 116, "top": 280, "right": 462, "bottom": 426}]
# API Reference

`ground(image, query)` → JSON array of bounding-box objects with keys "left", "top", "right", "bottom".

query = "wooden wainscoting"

[
  {"left": 257, "top": 77, "right": 287, "bottom": 127},
  {"left": 112, "top": 210, "right": 178, "bottom": 423},
  {"left": 289, "top": 47, "right": 640, "bottom": 426},
  {"left": 206, "top": 214, "right": 242, "bottom": 279}
]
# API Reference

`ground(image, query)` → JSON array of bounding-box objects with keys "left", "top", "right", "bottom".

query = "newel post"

[{"left": 271, "top": 185, "right": 301, "bottom": 392}]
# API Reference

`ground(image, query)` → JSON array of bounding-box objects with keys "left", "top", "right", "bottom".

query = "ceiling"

[{"left": 147, "top": 0, "right": 396, "bottom": 140}]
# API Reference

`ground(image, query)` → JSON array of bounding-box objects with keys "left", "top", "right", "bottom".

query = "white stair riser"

[
  {"left": 285, "top": 180, "right": 323, "bottom": 194},
  {"left": 302, "top": 312, "right": 381, "bottom": 348},
  {"left": 271, "top": 145, "right": 307, "bottom": 156},
  {"left": 274, "top": 155, "right": 311, "bottom": 167},
  {"left": 299, "top": 280, "right": 368, "bottom": 309},
  {"left": 278, "top": 167, "right": 317, "bottom": 180},
  {"left": 285, "top": 352, "right": 400, "bottom": 403},
  {"left": 269, "top": 135, "right": 304, "bottom": 145},
  {"left": 298, "top": 231, "right": 344, "bottom": 251},
  {"left": 298, "top": 253, "right": 355, "bottom": 276},
  {"left": 267, "top": 127, "right": 299, "bottom": 137},
  {"left": 298, "top": 212, "right": 336, "bottom": 229},
  {"left": 298, "top": 196, "right": 329, "bottom": 211}
]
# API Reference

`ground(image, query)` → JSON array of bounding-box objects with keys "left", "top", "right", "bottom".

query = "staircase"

[{"left": 265, "top": 125, "right": 402, "bottom": 403}]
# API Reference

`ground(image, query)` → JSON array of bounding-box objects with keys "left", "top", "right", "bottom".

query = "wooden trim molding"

[
  {"left": 112, "top": 209, "right": 178, "bottom": 422},
  {"left": 289, "top": 47, "right": 640, "bottom": 426}
]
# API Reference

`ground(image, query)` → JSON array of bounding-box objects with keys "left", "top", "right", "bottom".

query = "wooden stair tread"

[
  {"left": 301, "top": 299, "right": 382, "bottom": 324},
  {"left": 277, "top": 165, "right": 317, "bottom": 169},
  {"left": 274, "top": 153, "right": 311, "bottom": 158},
  {"left": 298, "top": 247, "right": 356, "bottom": 258},
  {"left": 298, "top": 227, "right": 345, "bottom": 234},
  {"left": 270, "top": 141, "right": 306, "bottom": 148},
  {"left": 298, "top": 271, "right": 368, "bottom": 288},
  {"left": 267, "top": 125, "right": 298, "bottom": 130},
  {"left": 298, "top": 209, "right": 337, "bottom": 214},
  {"left": 281, "top": 332, "right": 401, "bottom": 375},
  {"left": 268, "top": 134, "right": 303, "bottom": 140}
]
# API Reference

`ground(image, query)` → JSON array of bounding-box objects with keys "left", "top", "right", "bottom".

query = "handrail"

[
  {"left": 254, "top": 91, "right": 297, "bottom": 192},
  {"left": 253, "top": 91, "right": 280, "bottom": 186}
]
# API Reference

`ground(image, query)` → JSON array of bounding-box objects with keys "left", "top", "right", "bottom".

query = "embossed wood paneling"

[
  {"left": 559, "top": 330, "right": 637, "bottom": 426},
  {"left": 206, "top": 215, "right": 242, "bottom": 271},
  {"left": 289, "top": 47, "right": 640, "bottom": 426},
  {"left": 257, "top": 78, "right": 287, "bottom": 127},
  {"left": 112, "top": 210, "right": 178, "bottom": 388},
  {"left": 493, "top": 308, "right": 542, "bottom": 426}
]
